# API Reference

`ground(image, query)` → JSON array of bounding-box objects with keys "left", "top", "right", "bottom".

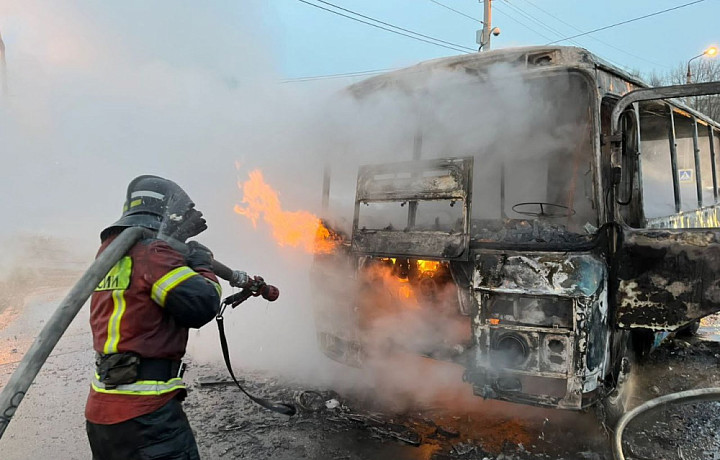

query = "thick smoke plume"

[{"left": 0, "top": 2, "right": 592, "bottom": 419}]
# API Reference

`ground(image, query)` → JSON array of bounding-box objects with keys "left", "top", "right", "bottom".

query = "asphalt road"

[{"left": 2, "top": 291, "right": 720, "bottom": 460}]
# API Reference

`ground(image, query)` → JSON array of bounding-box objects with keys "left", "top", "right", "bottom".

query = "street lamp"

[{"left": 687, "top": 46, "right": 718, "bottom": 84}]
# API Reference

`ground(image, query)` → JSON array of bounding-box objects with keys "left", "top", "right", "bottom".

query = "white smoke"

[
  {"left": 0, "top": 0, "right": 357, "bottom": 386},
  {"left": 0, "top": 2, "right": 594, "bottom": 415}
]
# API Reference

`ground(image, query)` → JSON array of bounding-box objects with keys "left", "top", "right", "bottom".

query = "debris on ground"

[
  {"left": 183, "top": 331, "right": 720, "bottom": 460},
  {"left": 3, "top": 295, "right": 720, "bottom": 460}
]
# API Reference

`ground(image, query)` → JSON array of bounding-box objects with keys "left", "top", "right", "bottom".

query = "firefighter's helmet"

[{"left": 101, "top": 175, "right": 195, "bottom": 239}]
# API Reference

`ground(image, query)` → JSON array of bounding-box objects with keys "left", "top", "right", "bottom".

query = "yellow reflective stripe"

[
  {"left": 91, "top": 374, "right": 185, "bottom": 396},
  {"left": 130, "top": 198, "right": 142, "bottom": 207},
  {"left": 103, "top": 289, "right": 127, "bottom": 354},
  {"left": 96, "top": 256, "right": 132, "bottom": 291},
  {"left": 210, "top": 279, "right": 222, "bottom": 297},
  {"left": 151, "top": 267, "right": 198, "bottom": 307}
]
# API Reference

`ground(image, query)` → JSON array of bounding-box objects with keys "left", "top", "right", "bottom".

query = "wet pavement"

[
  {"left": 1, "top": 288, "right": 720, "bottom": 459},
  {"left": 621, "top": 320, "right": 720, "bottom": 460}
]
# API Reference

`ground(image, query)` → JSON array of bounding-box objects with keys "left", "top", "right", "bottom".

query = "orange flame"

[
  {"left": 397, "top": 278, "right": 413, "bottom": 300},
  {"left": 417, "top": 260, "right": 441, "bottom": 274},
  {"left": 234, "top": 170, "right": 339, "bottom": 254}
]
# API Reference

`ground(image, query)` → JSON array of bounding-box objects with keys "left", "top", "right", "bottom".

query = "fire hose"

[
  {"left": 215, "top": 283, "right": 296, "bottom": 416},
  {"left": 0, "top": 226, "right": 290, "bottom": 441},
  {"left": 612, "top": 387, "right": 720, "bottom": 460}
]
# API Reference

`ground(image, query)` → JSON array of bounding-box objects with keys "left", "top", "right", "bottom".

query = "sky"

[
  {"left": 0, "top": 0, "right": 717, "bottom": 252},
  {"left": 3, "top": 1, "right": 717, "bottom": 83},
  {"left": 0, "top": 0, "right": 717, "bottom": 243},
  {"left": 270, "top": 0, "right": 719, "bottom": 80}
]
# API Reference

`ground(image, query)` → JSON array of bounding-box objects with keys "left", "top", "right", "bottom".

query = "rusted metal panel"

[
  {"left": 472, "top": 252, "right": 605, "bottom": 297},
  {"left": 610, "top": 81, "right": 720, "bottom": 137},
  {"left": 352, "top": 231, "right": 468, "bottom": 259},
  {"left": 348, "top": 46, "right": 640, "bottom": 99},
  {"left": 355, "top": 157, "right": 471, "bottom": 202},
  {"left": 616, "top": 228, "right": 720, "bottom": 330},
  {"left": 467, "top": 250, "right": 609, "bottom": 410},
  {"left": 595, "top": 69, "right": 639, "bottom": 98},
  {"left": 352, "top": 157, "right": 473, "bottom": 260}
]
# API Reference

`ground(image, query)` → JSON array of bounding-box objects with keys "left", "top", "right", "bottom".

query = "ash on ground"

[
  {"left": 2, "top": 287, "right": 718, "bottom": 460},
  {"left": 187, "top": 330, "right": 720, "bottom": 460}
]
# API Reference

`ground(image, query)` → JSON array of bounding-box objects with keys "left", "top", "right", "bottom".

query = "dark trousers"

[{"left": 86, "top": 398, "right": 200, "bottom": 460}]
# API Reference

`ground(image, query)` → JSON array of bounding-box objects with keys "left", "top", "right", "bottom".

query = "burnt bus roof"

[
  {"left": 348, "top": 46, "right": 720, "bottom": 128},
  {"left": 349, "top": 46, "right": 646, "bottom": 94}
]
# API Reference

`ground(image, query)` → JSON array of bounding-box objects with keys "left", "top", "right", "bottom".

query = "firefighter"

[{"left": 85, "top": 175, "right": 221, "bottom": 460}]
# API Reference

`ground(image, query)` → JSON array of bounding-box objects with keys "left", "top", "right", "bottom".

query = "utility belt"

[{"left": 94, "top": 352, "right": 186, "bottom": 393}]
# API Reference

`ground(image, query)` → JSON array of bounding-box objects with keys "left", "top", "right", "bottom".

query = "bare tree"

[{"left": 654, "top": 60, "right": 720, "bottom": 122}]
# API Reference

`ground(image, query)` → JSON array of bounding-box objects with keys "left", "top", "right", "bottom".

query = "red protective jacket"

[{"left": 85, "top": 235, "right": 221, "bottom": 425}]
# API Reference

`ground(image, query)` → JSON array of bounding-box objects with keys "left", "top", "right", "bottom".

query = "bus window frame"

[
  {"left": 614, "top": 104, "right": 643, "bottom": 227},
  {"left": 611, "top": 82, "right": 720, "bottom": 226},
  {"left": 691, "top": 116, "right": 704, "bottom": 208},
  {"left": 711, "top": 126, "right": 720, "bottom": 203},
  {"left": 632, "top": 100, "right": 677, "bottom": 223},
  {"left": 667, "top": 106, "right": 682, "bottom": 213},
  {"left": 670, "top": 108, "right": 707, "bottom": 211},
  {"left": 637, "top": 104, "right": 715, "bottom": 220}
]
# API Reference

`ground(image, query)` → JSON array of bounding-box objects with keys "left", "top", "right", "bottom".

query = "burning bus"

[{"left": 309, "top": 46, "right": 720, "bottom": 420}]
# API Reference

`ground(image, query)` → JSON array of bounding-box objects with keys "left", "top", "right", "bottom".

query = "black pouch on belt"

[{"left": 96, "top": 352, "right": 141, "bottom": 388}]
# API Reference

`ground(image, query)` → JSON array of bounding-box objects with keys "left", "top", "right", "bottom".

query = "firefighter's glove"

[
  {"left": 160, "top": 206, "right": 207, "bottom": 243},
  {"left": 186, "top": 241, "right": 214, "bottom": 271},
  {"left": 230, "top": 270, "right": 250, "bottom": 288}
]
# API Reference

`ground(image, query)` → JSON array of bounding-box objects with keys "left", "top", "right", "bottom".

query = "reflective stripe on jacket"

[
  {"left": 91, "top": 374, "right": 186, "bottom": 396},
  {"left": 88, "top": 236, "right": 221, "bottom": 397}
]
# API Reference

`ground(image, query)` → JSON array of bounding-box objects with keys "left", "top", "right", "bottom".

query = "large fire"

[{"left": 234, "top": 170, "right": 340, "bottom": 254}]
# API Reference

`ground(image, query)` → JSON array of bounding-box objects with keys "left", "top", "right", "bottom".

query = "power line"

[
  {"left": 501, "top": 1, "right": 567, "bottom": 38},
  {"left": 289, "top": 1, "right": 700, "bottom": 83},
  {"left": 519, "top": 0, "right": 590, "bottom": 33},
  {"left": 427, "top": 0, "right": 484, "bottom": 24},
  {"left": 427, "top": 0, "right": 557, "bottom": 44},
  {"left": 518, "top": 1, "right": 669, "bottom": 69},
  {"left": 424, "top": 0, "right": 634, "bottom": 70},
  {"left": 497, "top": 1, "right": 582, "bottom": 45},
  {"left": 519, "top": 0, "right": 669, "bottom": 69},
  {"left": 499, "top": 1, "right": 633, "bottom": 72},
  {"left": 546, "top": 0, "right": 707, "bottom": 45},
  {"left": 282, "top": 68, "right": 393, "bottom": 83},
  {"left": 497, "top": 2, "right": 636, "bottom": 71},
  {"left": 312, "top": 0, "right": 475, "bottom": 52},
  {"left": 296, "top": 0, "right": 473, "bottom": 54},
  {"left": 492, "top": 3, "right": 555, "bottom": 42}
]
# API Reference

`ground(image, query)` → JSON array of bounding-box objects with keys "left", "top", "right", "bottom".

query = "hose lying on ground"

[{"left": 612, "top": 387, "right": 720, "bottom": 460}]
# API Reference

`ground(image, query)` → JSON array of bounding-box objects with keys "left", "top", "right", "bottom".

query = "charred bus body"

[{"left": 312, "top": 46, "right": 720, "bottom": 416}]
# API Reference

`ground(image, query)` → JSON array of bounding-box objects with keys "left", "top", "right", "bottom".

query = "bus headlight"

[{"left": 490, "top": 332, "right": 530, "bottom": 368}]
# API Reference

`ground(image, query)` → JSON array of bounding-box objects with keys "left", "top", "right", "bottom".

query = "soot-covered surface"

[{"left": 1, "top": 290, "right": 719, "bottom": 459}]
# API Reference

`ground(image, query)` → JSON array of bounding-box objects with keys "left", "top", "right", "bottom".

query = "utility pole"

[
  {"left": 476, "top": 0, "right": 500, "bottom": 52},
  {"left": 0, "top": 30, "right": 7, "bottom": 98},
  {"left": 482, "top": 0, "right": 492, "bottom": 51}
]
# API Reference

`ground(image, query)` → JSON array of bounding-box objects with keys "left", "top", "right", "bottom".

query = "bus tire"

[{"left": 599, "top": 356, "right": 632, "bottom": 427}]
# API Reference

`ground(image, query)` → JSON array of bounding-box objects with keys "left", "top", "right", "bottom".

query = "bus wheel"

[{"left": 598, "top": 356, "right": 632, "bottom": 429}]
